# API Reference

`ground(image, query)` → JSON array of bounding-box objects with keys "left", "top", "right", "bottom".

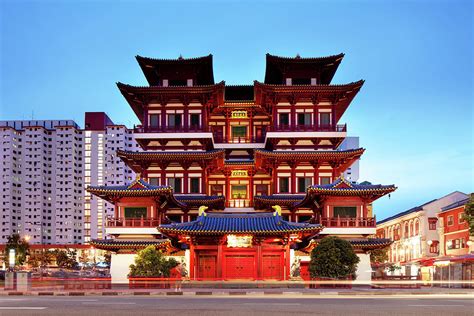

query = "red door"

[
  {"left": 224, "top": 255, "right": 255, "bottom": 279},
  {"left": 300, "top": 261, "right": 310, "bottom": 281},
  {"left": 198, "top": 254, "right": 217, "bottom": 280},
  {"left": 262, "top": 254, "right": 283, "bottom": 280}
]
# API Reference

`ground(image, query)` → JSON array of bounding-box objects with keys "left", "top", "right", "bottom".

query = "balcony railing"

[
  {"left": 226, "top": 199, "right": 252, "bottom": 208},
  {"left": 270, "top": 124, "right": 347, "bottom": 132},
  {"left": 212, "top": 135, "right": 266, "bottom": 143},
  {"left": 106, "top": 217, "right": 161, "bottom": 228},
  {"left": 134, "top": 125, "right": 207, "bottom": 133},
  {"left": 320, "top": 217, "right": 376, "bottom": 228}
]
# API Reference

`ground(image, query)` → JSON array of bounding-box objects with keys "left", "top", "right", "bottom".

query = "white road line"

[
  {"left": 0, "top": 307, "right": 47, "bottom": 310},
  {"left": 409, "top": 305, "right": 465, "bottom": 307},
  {"left": 82, "top": 302, "right": 137, "bottom": 305},
  {"left": 243, "top": 303, "right": 301, "bottom": 306}
]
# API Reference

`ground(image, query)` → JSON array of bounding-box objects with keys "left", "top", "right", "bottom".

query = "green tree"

[
  {"left": 103, "top": 252, "right": 112, "bottom": 268},
  {"left": 54, "top": 249, "right": 79, "bottom": 270},
  {"left": 309, "top": 236, "right": 360, "bottom": 279},
  {"left": 4, "top": 233, "right": 30, "bottom": 268},
  {"left": 129, "top": 246, "right": 178, "bottom": 277},
  {"left": 463, "top": 193, "right": 474, "bottom": 236},
  {"left": 369, "top": 247, "right": 389, "bottom": 264},
  {"left": 27, "top": 250, "right": 54, "bottom": 269}
]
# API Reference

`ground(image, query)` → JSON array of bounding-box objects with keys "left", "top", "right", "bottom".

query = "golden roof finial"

[
  {"left": 198, "top": 205, "right": 208, "bottom": 217},
  {"left": 272, "top": 205, "right": 282, "bottom": 217}
]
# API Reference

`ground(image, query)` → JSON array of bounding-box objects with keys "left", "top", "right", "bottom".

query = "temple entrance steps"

[{"left": 223, "top": 207, "right": 255, "bottom": 212}]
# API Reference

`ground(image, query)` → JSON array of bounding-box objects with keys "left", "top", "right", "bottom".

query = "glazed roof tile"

[
  {"left": 255, "top": 148, "right": 365, "bottom": 160},
  {"left": 90, "top": 239, "right": 171, "bottom": 251},
  {"left": 117, "top": 149, "right": 225, "bottom": 161},
  {"left": 159, "top": 212, "right": 322, "bottom": 235},
  {"left": 307, "top": 177, "right": 397, "bottom": 196}
]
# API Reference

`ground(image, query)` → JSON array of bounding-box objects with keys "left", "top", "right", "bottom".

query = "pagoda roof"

[
  {"left": 136, "top": 54, "right": 214, "bottom": 86},
  {"left": 265, "top": 53, "right": 345, "bottom": 85},
  {"left": 90, "top": 239, "right": 173, "bottom": 252},
  {"left": 224, "top": 85, "right": 254, "bottom": 101},
  {"left": 159, "top": 211, "right": 323, "bottom": 236},
  {"left": 305, "top": 176, "right": 397, "bottom": 197},
  {"left": 255, "top": 80, "right": 364, "bottom": 92},
  {"left": 117, "top": 81, "right": 225, "bottom": 122},
  {"left": 174, "top": 195, "right": 225, "bottom": 209},
  {"left": 254, "top": 195, "right": 306, "bottom": 209},
  {"left": 255, "top": 148, "right": 365, "bottom": 161}
]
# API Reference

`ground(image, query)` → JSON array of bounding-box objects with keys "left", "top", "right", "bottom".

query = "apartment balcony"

[
  {"left": 133, "top": 125, "right": 213, "bottom": 143},
  {"left": 104, "top": 217, "right": 162, "bottom": 236}
]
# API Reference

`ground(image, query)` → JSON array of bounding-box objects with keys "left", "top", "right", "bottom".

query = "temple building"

[{"left": 88, "top": 53, "right": 396, "bottom": 283}]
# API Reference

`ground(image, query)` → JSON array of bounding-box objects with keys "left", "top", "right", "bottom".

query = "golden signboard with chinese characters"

[
  {"left": 231, "top": 170, "right": 248, "bottom": 177},
  {"left": 227, "top": 235, "right": 253, "bottom": 248},
  {"left": 231, "top": 110, "right": 248, "bottom": 119}
]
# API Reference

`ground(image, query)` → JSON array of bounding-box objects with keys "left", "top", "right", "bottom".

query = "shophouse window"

[
  {"left": 297, "top": 177, "right": 312, "bottom": 193},
  {"left": 428, "top": 218, "right": 437, "bottom": 230},
  {"left": 279, "top": 177, "right": 290, "bottom": 193},
  {"left": 447, "top": 215, "right": 454, "bottom": 226},
  {"left": 190, "top": 178, "right": 200, "bottom": 193},
  {"left": 458, "top": 212, "right": 465, "bottom": 224}
]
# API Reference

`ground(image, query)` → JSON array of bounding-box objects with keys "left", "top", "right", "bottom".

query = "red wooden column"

[
  {"left": 272, "top": 163, "right": 278, "bottom": 194},
  {"left": 225, "top": 111, "right": 230, "bottom": 142},
  {"left": 312, "top": 161, "right": 320, "bottom": 185},
  {"left": 143, "top": 107, "right": 149, "bottom": 130},
  {"left": 255, "top": 237, "right": 263, "bottom": 280},
  {"left": 248, "top": 111, "right": 253, "bottom": 142},
  {"left": 182, "top": 162, "right": 191, "bottom": 194},
  {"left": 161, "top": 105, "right": 167, "bottom": 130},
  {"left": 290, "top": 103, "right": 296, "bottom": 129},
  {"left": 313, "top": 101, "right": 319, "bottom": 129},
  {"left": 225, "top": 173, "right": 231, "bottom": 206},
  {"left": 284, "top": 238, "right": 290, "bottom": 281},
  {"left": 289, "top": 161, "right": 297, "bottom": 194},
  {"left": 249, "top": 169, "right": 254, "bottom": 206},
  {"left": 217, "top": 237, "right": 225, "bottom": 280},
  {"left": 183, "top": 103, "right": 189, "bottom": 131},
  {"left": 331, "top": 103, "right": 336, "bottom": 129},
  {"left": 189, "top": 240, "right": 195, "bottom": 280}
]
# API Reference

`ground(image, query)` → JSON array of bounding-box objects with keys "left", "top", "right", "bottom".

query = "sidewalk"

[{"left": 1, "top": 287, "right": 473, "bottom": 297}]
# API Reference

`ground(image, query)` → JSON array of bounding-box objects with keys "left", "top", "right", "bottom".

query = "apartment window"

[
  {"left": 320, "top": 177, "right": 331, "bottom": 185},
  {"left": 168, "top": 114, "right": 182, "bottom": 127},
  {"left": 447, "top": 215, "right": 454, "bottom": 226},
  {"left": 297, "top": 113, "right": 311, "bottom": 126},
  {"left": 149, "top": 114, "right": 160, "bottom": 127},
  {"left": 168, "top": 178, "right": 182, "bottom": 193},
  {"left": 190, "top": 178, "right": 200, "bottom": 193},
  {"left": 279, "top": 113, "right": 289, "bottom": 126},
  {"left": 190, "top": 114, "right": 200, "bottom": 127},
  {"left": 320, "top": 113, "right": 331, "bottom": 126},
  {"left": 297, "top": 177, "right": 312, "bottom": 193},
  {"left": 279, "top": 177, "right": 290, "bottom": 193}
]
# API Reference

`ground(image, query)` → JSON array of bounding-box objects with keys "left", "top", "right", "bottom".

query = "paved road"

[{"left": 0, "top": 295, "right": 472, "bottom": 315}]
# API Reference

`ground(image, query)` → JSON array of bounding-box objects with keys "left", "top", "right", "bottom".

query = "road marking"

[
  {"left": 409, "top": 305, "right": 465, "bottom": 307},
  {"left": 82, "top": 302, "right": 137, "bottom": 305},
  {"left": 0, "top": 307, "right": 47, "bottom": 310},
  {"left": 243, "top": 303, "right": 301, "bottom": 306}
]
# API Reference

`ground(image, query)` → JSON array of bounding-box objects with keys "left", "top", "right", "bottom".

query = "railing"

[
  {"left": 320, "top": 217, "right": 376, "bottom": 227},
  {"left": 226, "top": 199, "right": 252, "bottom": 208},
  {"left": 134, "top": 125, "right": 206, "bottom": 133},
  {"left": 270, "top": 124, "right": 347, "bottom": 132},
  {"left": 212, "top": 135, "right": 266, "bottom": 143},
  {"left": 106, "top": 217, "right": 161, "bottom": 227}
]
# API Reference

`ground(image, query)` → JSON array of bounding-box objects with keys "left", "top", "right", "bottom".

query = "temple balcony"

[
  {"left": 318, "top": 216, "right": 376, "bottom": 235},
  {"left": 212, "top": 135, "right": 266, "bottom": 149},
  {"left": 270, "top": 124, "right": 347, "bottom": 133},
  {"left": 134, "top": 125, "right": 208, "bottom": 133},
  {"left": 104, "top": 217, "right": 162, "bottom": 236}
]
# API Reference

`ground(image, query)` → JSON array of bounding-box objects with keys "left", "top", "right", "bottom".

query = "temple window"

[
  {"left": 169, "top": 79, "right": 187, "bottom": 86},
  {"left": 190, "top": 178, "right": 200, "bottom": 193},
  {"left": 278, "top": 113, "right": 289, "bottom": 126},
  {"left": 149, "top": 177, "right": 159, "bottom": 186},
  {"left": 187, "top": 79, "right": 193, "bottom": 87},
  {"left": 231, "top": 126, "right": 247, "bottom": 139},
  {"left": 320, "top": 177, "right": 331, "bottom": 185},
  {"left": 297, "top": 113, "right": 311, "bottom": 126},
  {"left": 297, "top": 177, "right": 312, "bottom": 193},
  {"left": 279, "top": 177, "right": 290, "bottom": 193},
  {"left": 168, "top": 114, "right": 182, "bottom": 127},
  {"left": 210, "top": 184, "right": 223, "bottom": 196},
  {"left": 333, "top": 206, "right": 357, "bottom": 218},
  {"left": 285, "top": 78, "right": 292, "bottom": 85},
  {"left": 167, "top": 214, "right": 182, "bottom": 223},
  {"left": 168, "top": 177, "right": 182, "bottom": 193},
  {"left": 190, "top": 114, "right": 200, "bottom": 127},
  {"left": 297, "top": 215, "right": 312, "bottom": 223},
  {"left": 320, "top": 113, "right": 331, "bottom": 126},
  {"left": 255, "top": 184, "right": 268, "bottom": 196},
  {"left": 292, "top": 78, "right": 311, "bottom": 85},
  {"left": 124, "top": 207, "right": 147, "bottom": 219},
  {"left": 149, "top": 114, "right": 160, "bottom": 128}
]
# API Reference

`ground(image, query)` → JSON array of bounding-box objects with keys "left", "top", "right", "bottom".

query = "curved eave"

[
  {"left": 254, "top": 195, "right": 305, "bottom": 208},
  {"left": 136, "top": 54, "right": 213, "bottom": 64},
  {"left": 116, "top": 149, "right": 225, "bottom": 161},
  {"left": 266, "top": 53, "right": 345, "bottom": 63},
  {"left": 307, "top": 186, "right": 397, "bottom": 196},
  {"left": 255, "top": 148, "right": 365, "bottom": 160},
  {"left": 159, "top": 226, "right": 323, "bottom": 236},
  {"left": 255, "top": 80, "right": 364, "bottom": 92},
  {"left": 90, "top": 239, "right": 172, "bottom": 252}
]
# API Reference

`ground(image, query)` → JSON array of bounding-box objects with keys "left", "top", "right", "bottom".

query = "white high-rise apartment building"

[
  {"left": 0, "top": 120, "right": 84, "bottom": 244},
  {"left": 338, "top": 136, "right": 360, "bottom": 183},
  {"left": 83, "top": 113, "right": 140, "bottom": 243},
  {"left": 0, "top": 113, "right": 140, "bottom": 245}
]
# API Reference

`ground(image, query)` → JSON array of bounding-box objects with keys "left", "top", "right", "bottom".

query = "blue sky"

[{"left": 1, "top": 0, "right": 472, "bottom": 220}]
